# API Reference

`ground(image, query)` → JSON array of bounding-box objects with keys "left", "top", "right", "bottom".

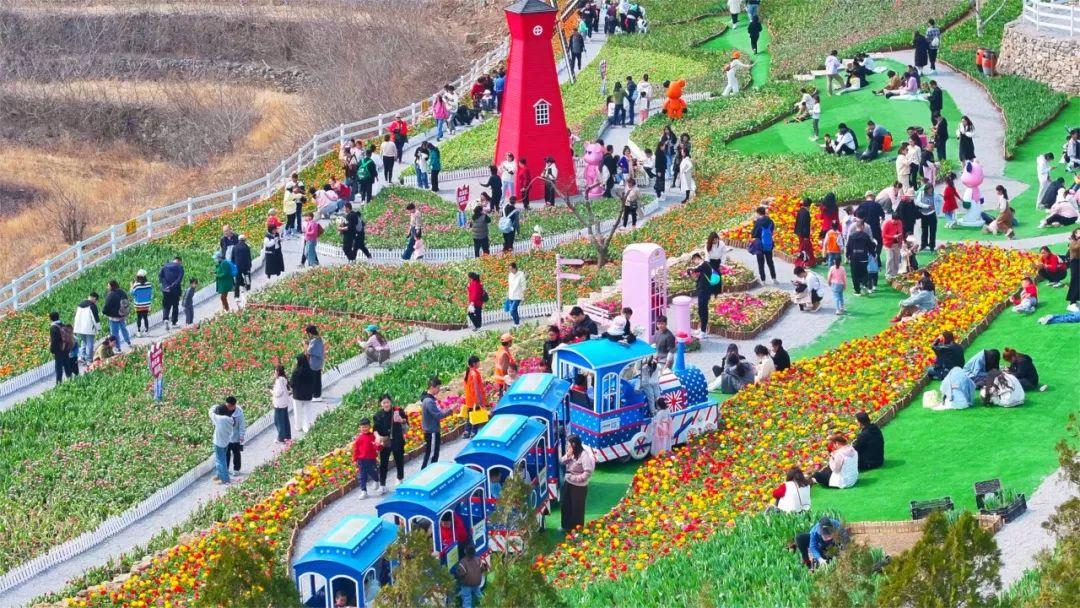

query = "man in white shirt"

[
  {"left": 824, "top": 51, "right": 843, "bottom": 96},
  {"left": 637, "top": 73, "right": 653, "bottom": 121},
  {"left": 875, "top": 182, "right": 903, "bottom": 215},
  {"left": 793, "top": 266, "right": 824, "bottom": 312}
]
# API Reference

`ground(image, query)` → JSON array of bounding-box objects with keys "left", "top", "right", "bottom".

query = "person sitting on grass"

[
  {"left": 851, "top": 412, "right": 884, "bottom": 471},
  {"left": 1040, "top": 189, "right": 1079, "bottom": 228},
  {"left": 794, "top": 516, "right": 844, "bottom": 570},
  {"left": 1036, "top": 246, "right": 1068, "bottom": 288},
  {"left": 931, "top": 366, "right": 976, "bottom": 410},
  {"left": 1010, "top": 276, "right": 1039, "bottom": 314},
  {"left": 929, "top": 330, "right": 965, "bottom": 380},
  {"left": 873, "top": 70, "right": 903, "bottom": 96},
  {"left": 1039, "top": 310, "right": 1080, "bottom": 324},
  {"left": 709, "top": 354, "right": 755, "bottom": 394},
  {"left": 962, "top": 348, "right": 1001, "bottom": 388},
  {"left": 1002, "top": 347, "right": 1047, "bottom": 392},
  {"left": 771, "top": 466, "right": 812, "bottom": 513},
  {"left": 891, "top": 280, "right": 937, "bottom": 323},
  {"left": 981, "top": 368, "right": 1026, "bottom": 408},
  {"left": 812, "top": 433, "right": 859, "bottom": 488},
  {"left": 983, "top": 205, "right": 1016, "bottom": 239}
]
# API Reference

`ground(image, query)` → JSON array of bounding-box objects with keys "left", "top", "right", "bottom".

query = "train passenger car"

[
  {"left": 293, "top": 514, "right": 398, "bottom": 608},
  {"left": 492, "top": 373, "right": 570, "bottom": 501}
]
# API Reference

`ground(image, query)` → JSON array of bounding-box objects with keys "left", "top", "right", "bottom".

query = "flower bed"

[
  {"left": 700, "top": 290, "right": 790, "bottom": 339},
  {"left": 52, "top": 331, "right": 538, "bottom": 607},
  {"left": 668, "top": 257, "right": 758, "bottom": 295},
  {"left": 0, "top": 308, "right": 402, "bottom": 576},
  {"left": 720, "top": 193, "right": 815, "bottom": 263},
  {"left": 537, "top": 244, "right": 1036, "bottom": 586}
]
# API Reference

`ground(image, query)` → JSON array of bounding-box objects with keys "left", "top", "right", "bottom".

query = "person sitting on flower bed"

[
  {"left": 771, "top": 467, "right": 812, "bottom": 513},
  {"left": 1010, "top": 276, "right": 1039, "bottom": 314},
  {"left": 795, "top": 516, "right": 845, "bottom": 569},
  {"left": 709, "top": 353, "right": 754, "bottom": 394},
  {"left": 791, "top": 266, "right": 824, "bottom": 312},
  {"left": 812, "top": 433, "right": 859, "bottom": 489},
  {"left": 891, "top": 279, "right": 937, "bottom": 323},
  {"left": 770, "top": 338, "right": 791, "bottom": 372},
  {"left": 929, "top": 330, "right": 965, "bottom": 380},
  {"left": 852, "top": 412, "right": 884, "bottom": 471},
  {"left": 363, "top": 324, "right": 390, "bottom": 366}
]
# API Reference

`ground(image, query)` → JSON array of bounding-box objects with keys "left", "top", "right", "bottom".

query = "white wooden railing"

[
  {"left": 1023, "top": 0, "right": 1080, "bottom": 35},
  {"left": 0, "top": 40, "right": 510, "bottom": 313}
]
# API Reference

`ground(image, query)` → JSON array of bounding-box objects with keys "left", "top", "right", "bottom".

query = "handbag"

[
  {"left": 468, "top": 406, "right": 490, "bottom": 425},
  {"left": 747, "top": 238, "right": 763, "bottom": 255}
]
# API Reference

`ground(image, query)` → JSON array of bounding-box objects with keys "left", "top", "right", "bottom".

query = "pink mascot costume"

[
  {"left": 957, "top": 160, "right": 987, "bottom": 227},
  {"left": 583, "top": 142, "right": 606, "bottom": 200}
]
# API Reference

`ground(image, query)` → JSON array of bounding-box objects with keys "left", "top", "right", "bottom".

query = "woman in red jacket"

[
  {"left": 1036, "top": 246, "right": 1067, "bottom": 287},
  {"left": 466, "top": 272, "right": 486, "bottom": 331},
  {"left": 941, "top": 172, "right": 960, "bottom": 229}
]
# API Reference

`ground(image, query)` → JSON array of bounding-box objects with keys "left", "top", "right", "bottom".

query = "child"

[
  {"left": 866, "top": 254, "right": 880, "bottom": 291},
  {"left": 531, "top": 225, "right": 543, "bottom": 248},
  {"left": 827, "top": 257, "right": 846, "bottom": 315},
  {"left": 606, "top": 95, "right": 616, "bottom": 126},
  {"left": 183, "top": 278, "right": 198, "bottom": 325},
  {"left": 131, "top": 269, "right": 153, "bottom": 337},
  {"left": 821, "top": 221, "right": 843, "bottom": 266},
  {"left": 641, "top": 356, "right": 661, "bottom": 414},
  {"left": 352, "top": 418, "right": 379, "bottom": 499},
  {"left": 650, "top": 397, "right": 673, "bottom": 456},
  {"left": 411, "top": 230, "right": 425, "bottom": 261},
  {"left": 1011, "top": 277, "right": 1038, "bottom": 313},
  {"left": 900, "top": 236, "right": 920, "bottom": 274},
  {"left": 642, "top": 148, "right": 656, "bottom": 186},
  {"left": 503, "top": 362, "right": 519, "bottom": 393}
]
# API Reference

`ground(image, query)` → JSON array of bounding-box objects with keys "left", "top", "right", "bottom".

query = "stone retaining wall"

[{"left": 997, "top": 20, "right": 1080, "bottom": 95}]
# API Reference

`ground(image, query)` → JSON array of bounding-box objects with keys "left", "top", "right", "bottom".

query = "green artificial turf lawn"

[
  {"left": 811, "top": 305, "right": 1079, "bottom": 521},
  {"left": 698, "top": 19, "right": 772, "bottom": 89},
  {"left": 543, "top": 458, "right": 642, "bottom": 543},
  {"left": 726, "top": 59, "right": 963, "bottom": 162}
]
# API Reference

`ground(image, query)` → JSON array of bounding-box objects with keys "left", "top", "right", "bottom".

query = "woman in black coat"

[
  {"left": 289, "top": 354, "right": 318, "bottom": 433},
  {"left": 263, "top": 226, "right": 285, "bottom": 278},
  {"left": 748, "top": 16, "right": 763, "bottom": 54},
  {"left": 912, "top": 31, "right": 929, "bottom": 73}
]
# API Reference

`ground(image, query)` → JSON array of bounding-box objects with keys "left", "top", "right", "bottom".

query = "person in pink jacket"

[
  {"left": 302, "top": 212, "right": 323, "bottom": 267},
  {"left": 560, "top": 435, "right": 596, "bottom": 531}
]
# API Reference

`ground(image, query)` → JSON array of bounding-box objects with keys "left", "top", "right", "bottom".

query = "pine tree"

[
  {"left": 809, "top": 543, "right": 881, "bottom": 608},
  {"left": 372, "top": 528, "right": 456, "bottom": 608},
  {"left": 878, "top": 511, "right": 1001, "bottom": 608},
  {"left": 194, "top": 541, "right": 300, "bottom": 608}
]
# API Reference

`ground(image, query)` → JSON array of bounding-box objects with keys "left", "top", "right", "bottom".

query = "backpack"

[
  {"left": 117, "top": 296, "right": 131, "bottom": 319},
  {"left": 760, "top": 223, "right": 774, "bottom": 251},
  {"left": 498, "top": 214, "right": 515, "bottom": 234},
  {"left": 227, "top": 260, "right": 239, "bottom": 277}
]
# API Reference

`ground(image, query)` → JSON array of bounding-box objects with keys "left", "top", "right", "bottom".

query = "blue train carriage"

[
  {"left": 375, "top": 461, "right": 488, "bottom": 572},
  {"left": 492, "top": 373, "right": 571, "bottom": 502},
  {"left": 292, "top": 514, "right": 398, "bottom": 608},
  {"left": 455, "top": 414, "right": 552, "bottom": 551},
  {"left": 551, "top": 338, "right": 719, "bottom": 463}
]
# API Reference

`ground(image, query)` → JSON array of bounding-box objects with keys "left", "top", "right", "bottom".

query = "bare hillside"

[{"left": 0, "top": 0, "right": 505, "bottom": 282}]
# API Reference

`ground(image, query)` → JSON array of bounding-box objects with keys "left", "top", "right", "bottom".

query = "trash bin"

[
  {"left": 982, "top": 49, "right": 997, "bottom": 76},
  {"left": 975, "top": 47, "right": 986, "bottom": 68}
]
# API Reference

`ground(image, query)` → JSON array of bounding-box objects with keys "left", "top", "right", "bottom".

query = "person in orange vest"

[
  {"left": 462, "top": 354, "right": 487, "bottom": 438},
  {"left": 492, "top": 333, "right": 516, "bottom": 396},
  {"left": 388, "top": 114, "right": 409, "bottom": 163}
]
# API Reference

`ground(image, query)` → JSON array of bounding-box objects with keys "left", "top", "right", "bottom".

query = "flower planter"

[
  {"left": 980, "top": 494, "right": 1027, "bottom": 524},
  {"left": 700, "top": 298, "right": 791, "bottom": 340}
]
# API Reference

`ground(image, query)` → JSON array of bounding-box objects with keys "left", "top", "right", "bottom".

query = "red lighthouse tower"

[{"left": 495, "top": 0, "right": 578, "bottom": 201}]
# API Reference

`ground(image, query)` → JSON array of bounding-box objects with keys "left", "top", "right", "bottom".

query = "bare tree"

[
  {"left": 527, "top": 172, "right": 625, "bottom": 267},
  {"left": 37, "top": 186, "right": 92, "bottom": 245}
]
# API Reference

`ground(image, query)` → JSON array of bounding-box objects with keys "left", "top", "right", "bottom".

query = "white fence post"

[
  {"left": 186, "top": 198, "right": 194, "bottom": 225},
  {"left": 146, "top": 210, "right": 153, "bottom": 240},
  {"left": 338, "top": 123, "right": 346, "bottom": 145},
  {"left": 44, "top": 261, "right": 52, "bottom": 291},
  {"left": 76, "top": 242, "right": 84, "bottom": 271},
  {"left": 110, "top": 226, "right": 117, "bottom": 254},
  {"left": 232, "top": 187, "right": 239, "bottom": 210},
  {"left": 378, "top": 113, "right": 385, "bottom": 134},
  {"left": 10, "top": 283, "right": 17, "bottom": 311},
  {"left": 311, "top": 137, "right": 318, "bottom": 162}
]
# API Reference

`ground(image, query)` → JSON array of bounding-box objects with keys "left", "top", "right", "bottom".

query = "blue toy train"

[{"left": 293, "top": 338, "right": 720, "bottom": 607}]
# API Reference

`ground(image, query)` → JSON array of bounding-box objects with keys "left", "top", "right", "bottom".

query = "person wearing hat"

[
  {"left": 232, "top": 234, "right": 253, "bottom": 303},
  {"left": 723, "top": 51, "right": 753, "bottom": 97},
  {"left": 795, "top": 516, "right": 844, "bottom": 569},
  {"left": 130, "top": 269, "right": 153, "bottom": 338},
  {"left": 541, "top": 156, "right": 559, "bottom": 206},
  {"left": 493, "top": 333, "right": 516, "bottom": 394},
  {"left": 363, "top": 324, "right": 390, "bottom": 366},
  {"left": 388, "top": 114, "right": 408, "bottom": 163},
  {"left": 214, "top": 251, "right": 234, "bottom": 311}
]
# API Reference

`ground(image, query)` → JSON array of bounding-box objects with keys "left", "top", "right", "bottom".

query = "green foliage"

[
  {"left": 194, "top": 541, "right": 300, "bottom": 608},
  {"left": 879, "top": 511, "right": 1002, "bottom": 608},
  {"left": 372, "top": 528, "right": 456, "bottom": 608},
  {"left": 809, "top": 543, "right": 882, "bottom": 608}
]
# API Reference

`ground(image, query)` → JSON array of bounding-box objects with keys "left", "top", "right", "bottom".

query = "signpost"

[
  {"left": 456, "top": 185, "right": 471, "bottom": 226},
  {"left": 148, "top": 343, "right": 164, "bottom": 401},
  {"left": 555, "top": 254, "right": 585, "bottom": 312}
]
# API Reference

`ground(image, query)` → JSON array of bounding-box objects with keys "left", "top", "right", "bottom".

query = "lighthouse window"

[{"left": 534, "top": 100, "right": 550, "bottom": 126}]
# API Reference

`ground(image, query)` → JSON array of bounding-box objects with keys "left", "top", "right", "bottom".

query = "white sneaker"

[
  {"left": 1038, "top": 315, "right": 1051, "bottom": 324},
  {"left": 360, "top": 490, "right": 369, "bottom": 499},
  {"left": 313, "top": 397, "right": 324, "bottom": 402},
  {"left": 1068, "top": 303, "right": 1079, "bottom": 313},
  {"left": 379, "top": 485, "right": 387, "bottom": 495}
]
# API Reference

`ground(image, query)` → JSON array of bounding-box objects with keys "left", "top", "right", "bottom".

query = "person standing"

[
  {"left": 931, "top": 112, "right": 949, "bottom": 161},
  {"left": 927, "top": 80, "right": 943, "bottom": 123},
  {"left": 340, "top": 201, "right": 361, "bottom": 262},
  {"left": 748, "top": 15, "right": 763, "bottom": 54},
  {"left": 728, "top": 0, "right": 744, "bottom": 27},
  {"left": 506, "top": 262, "right": 526, "bottom": 326},
  {"left": 916, "top": 181, "right": 939, "bottom": 251},
  {"left": 462, "top": 354, "right": 487, "bottom": 438},
  {"left": 750, "top": 206, "right": 777, "bottom": 283},
  {"left": 1066, "top": 229, "right": 1080, "bottom": 313},
  {"left": 638, "top": 73, "right": 652, "bottom": 122},
  {"left": 745, "top": 0, "right": 760, "bottom": 19},
  {"left": 220, "top": 396, "right": 246, "bottom": 477},
  {"left": 421, "top": 376, "right": 453, "bottom": 469},
  {"left": 305, "top": 325, "right": 325, "bottom": 402},
  {"left": 926, "top": 19, "right": 941, "bottom": 72},
  {"left": 48, "top": 311, "right": 66, "bottom": 385},
  {"left": 290, "top": 354, "right": 317, "bottom": 434},
  {"left": 469, "top": 207, "right": 491, "bottom": 258},
  {"left": 214, "top": 252, "right": 233, "bottom": 311},
  {"left": 183, "top": 278, "right": 197, "bottom": 325},
  {"left": 263, "top": 224, "right": 285, "bottom": 278},
  {"left": 373, "top": 393, "right": 407, "bottom": 493},
  {"left": 500, "top": 153, "right": 517, "bottom": 199},
  {"left": 678, "top": 151, "right": 695, "bottom": 203},
  {"left": 794, "top": 198, "right": 815, "bottom": 266},
  {"left": 612, "top": 81, "right": 625, "bottom": 126},
  {"left": 130, "top": 270, "right": 153, "bottom": 337},
  {"left": 560, "top": 435, "right": 596, "bottom": 531},
  {"left": 500, "top": 202, "right": 519, "bottom": 253},
  {"left": 482, "top": 165, "right": 503, "bottom": 212},
  {"left": 219, "top": 224, "right": 239, "bottom": 260},
  {"left": 569, "top": 29, "right": 585, "bottom": 73},
  {"left": 846, "top": 221, "right": 875, "bottom": 296},
  {"left": 466, "top": 272, "right": 486, "bottom": 331},
  {"left": 957, "top": 116, "right": 976, "bottom": 162},
  {"left": 209, "top": 403, "right": 234, "bottom": 484},
  {"left": 913, "top": 30, "right": 929, "bottom": 74},
  {"left": 827, "top": 257, "right": 847, "bottom": 315},
  {"left": 428, "top": 143, "right": 442, "bottom": 192},
  {"left": 824, "top": 50, "right": 843, "bottom": 96},
  {"left": 358, "top": 149, "right": 377, "bottom": 203},
  {"left": 302, "top": 212, "right": 323, "bottom": 267},
  {"left": 1036, "top": 152, "right": 1054, "bottom": 207},
  {"left": 689, "top": 253, "right": 714, "bottom": 340},
  {"left": 402, "top": 202, "right": 422, "bottom": 260},
  {"left": 625, "top": 75, "right": 637, "bottom": 126},
  {"left": 158, "top": 257, "right": 184, "bottom": 331},
  {"left": 541, "top": 156, "right": 559, "bottom": 205},
  {"left": 379, "top": 134, "right": 397, "bottom": 182},
  {"left": 102, "top": 280, "right": 132, "bottom": 352},
  {"left": 652, "top": 141, "right": 667, "bottom": 198},
  {"left": 722, "top": 52, "right": 752, "bottom": 96},
  {"left": 881, "top": 212, "right": 904, "bottom": 278},
  {"left": 271, "top": 365, "right": 292, "bottom": 443},
  {"left": 232, "top": 235, "right": 252, "bottom": 302},
  {"left": 456, "top": 544, "right": 487, "bottom": 608},
  {"left": 388, "top": 114, "right": 408, "bottom": 162}
]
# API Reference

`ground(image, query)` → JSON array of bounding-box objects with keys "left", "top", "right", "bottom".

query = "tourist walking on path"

[
  {"left": 728, "top": 0, "right": 743, "bottom": 27},
  {"left": 926, "top": 20, "right": 941, "bottom": 71},
  {"left": 289, "top": 354, "right": 317, "bottom": 434},
  {"left": 214, "top": 252, "right": 233, "bottom": 311},
  {"left": 302, "top": 212, "right": 323, "bottom": 267},
  {"left": 827, "top": 258, "right": 847, "bottom": 315},
  {"left": 542, "top": 156, "right": 559, "bottom": 206},
  {"left": 916, "top": 182, "right": 938, "bottom": 251},
  {"left": 824, "top": 51, "right": 843, "bottom": 96},
  {"left": 232, "top": 235, "right": 252, "bottom": 302},
  {"left": 750, "top": 206, "right": 777, "bottom": 283},
  {"left": 388, "top": 114, "right": 408, "bottom": 162},
  {"left": 402, "top": 202, "right": 422, "bottom": 260},
  {"left": 352, "top": 418, "right": 379, "bottom": 499},
  {"left": 931, "top": 112, "right": 949, "bottom": 161},
  {"left": 501, "top": 202, "right": 519, "bottom": 252},
  {"left": 569, "top": 29, "right": 585, "bottom": 73},
  {"left": 882, "top": 212, "right": 904, "bottom": 278},
  {"left": 506, "top": 263, "right": 526, "bottom": 326},
  {"left": 380, "top": 135, "right": 397, "bottom": 182},
  {"left": 466, "top": 272, "right": 486, "bottom": 331},
  {"left": 219, "top": 396, "right": 246, "bottom": 477},
  {"left": 470, "top": 206, "right": 491, "bottom": 257},
  {"left": 462, "top": 355, "right": 487, "bottom": 438},
  {"left": 748, "top": 15, "right": 763, "bottom": 54},
  {"left": 130, "top": 270, "right": 153, "bottom": 337},
  {"left": 263, "top": 225, "right": 285, "bottom": 278},
  {"left": 421, "top": 376, "right": 453, "bottom": 469},
  {"left": 305, "top": 325, "right": 325, "bottom": 402},
  {"left": 483, "top": 165, "right": 503, "bottom": 212},
  {"left": 102, "top": 280, "right": 132, "bottom": 351},
  {"left": 158, "top": 257, "right": 183, "bottom": 331},
  {"left": 688, "top": 253, "right": 714, "bottom": 339},
  {"left": 374, "top": 393, "right": 408, "bottom": 492},
  {"left": 560, "top": 435, "right": 596, "bottom": 531},
  {"left": 429, "top": 143, "right": 442, "bottom": 192},
  {"left": 794, "top": 198, "right": 815, "bottom": 266},
  {"left": 846, "top": 221, "right": 875, "bottom": 296},
  {"left": 358, "top": 150, "right": 377, "bottom": 203},
  {"left": 652, "top": 141, "right": 667, "bottom": 198},
  {"left": 48, "top": 312, "right": 65, "bottom": 386},
  {"left": 957, "top": 116, "right": 976, "bottom": 162},
  {"left": 912, "top": 30, "right": 929, "bottom": 74},
  {"left": 678, "top": 151, "right": 695, "bottom": 203},
  {"left": 723, "top": 52, "right": 753, "bottom": 96},
  {"left": 340, "top": 202, "right": 362, "bottom": 262},
  {"left": 209, "top": 403, "right": 235, "bottom": 484},
  {"left": 72, "top": 292, "right": 99, "bottom": 364},
  {"left": 271, "top": 365, "right": 291, "bottom": 443}
]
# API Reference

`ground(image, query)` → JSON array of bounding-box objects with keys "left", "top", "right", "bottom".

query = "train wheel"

[{"left": 629, "top": 431, "right": 651, "bottom": 460}]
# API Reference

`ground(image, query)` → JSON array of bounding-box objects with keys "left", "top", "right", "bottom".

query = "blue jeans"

[
  {"left": 1013, "top": 297, "right": 1036, "bottom": 313},
  {"left": 457, "top": 210, "right": 467, "bottom": 227},
  {"left": 357, "top": 459, "right": 378, "bottom": 490},
  {"left": 1045, "top": 311, "right": 1080, "bottom": 324},
  {"left": 304, "top": 240, "right": 319, "bottom": 266},
  {"left": 415, "top": 165, "right": 429, "bottom": 189},
  {"left": 77, "top": 333, "right": 94, "bottom": 362},
  {"left": 831, "top": 284, "right": 845, "bottom": 311},
  {"left": 214, "top": 445, "right": 230, "bottom": 483},
  {"left": 460, "top": 585, "right": 482, "bottom": 608},
  {"left": 436, "top": 118, "right": 446, "bottom": 140},
  {"left": 825, "top": 252, "right": 841, "bottom": 266},
  {"left": 502, "top": 178, "right": 515, "bottom": 196},
  {"left": 109, "top": 319, "right": 131, "bottom": 348},
  {"left": 627, "top": 98, "right": 636, "bottom": 124},
  {"left": 505, "top": 299, "right": 522, "bottom": 324}
]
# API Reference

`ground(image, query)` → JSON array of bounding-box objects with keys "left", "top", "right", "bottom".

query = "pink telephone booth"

[{"left": 621, "top": 243, "right": 668, "bottom": 342}]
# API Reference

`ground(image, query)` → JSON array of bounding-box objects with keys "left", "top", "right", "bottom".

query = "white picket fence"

[
  {"left": 0, "top": 329, "right": 429, "bottom": 595},
  {"left": 1023, "top": 0, "right": 1080, "bottom": 36},
  {"left": 0, "top": 40, "right": 510, "bottom": 313}
]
